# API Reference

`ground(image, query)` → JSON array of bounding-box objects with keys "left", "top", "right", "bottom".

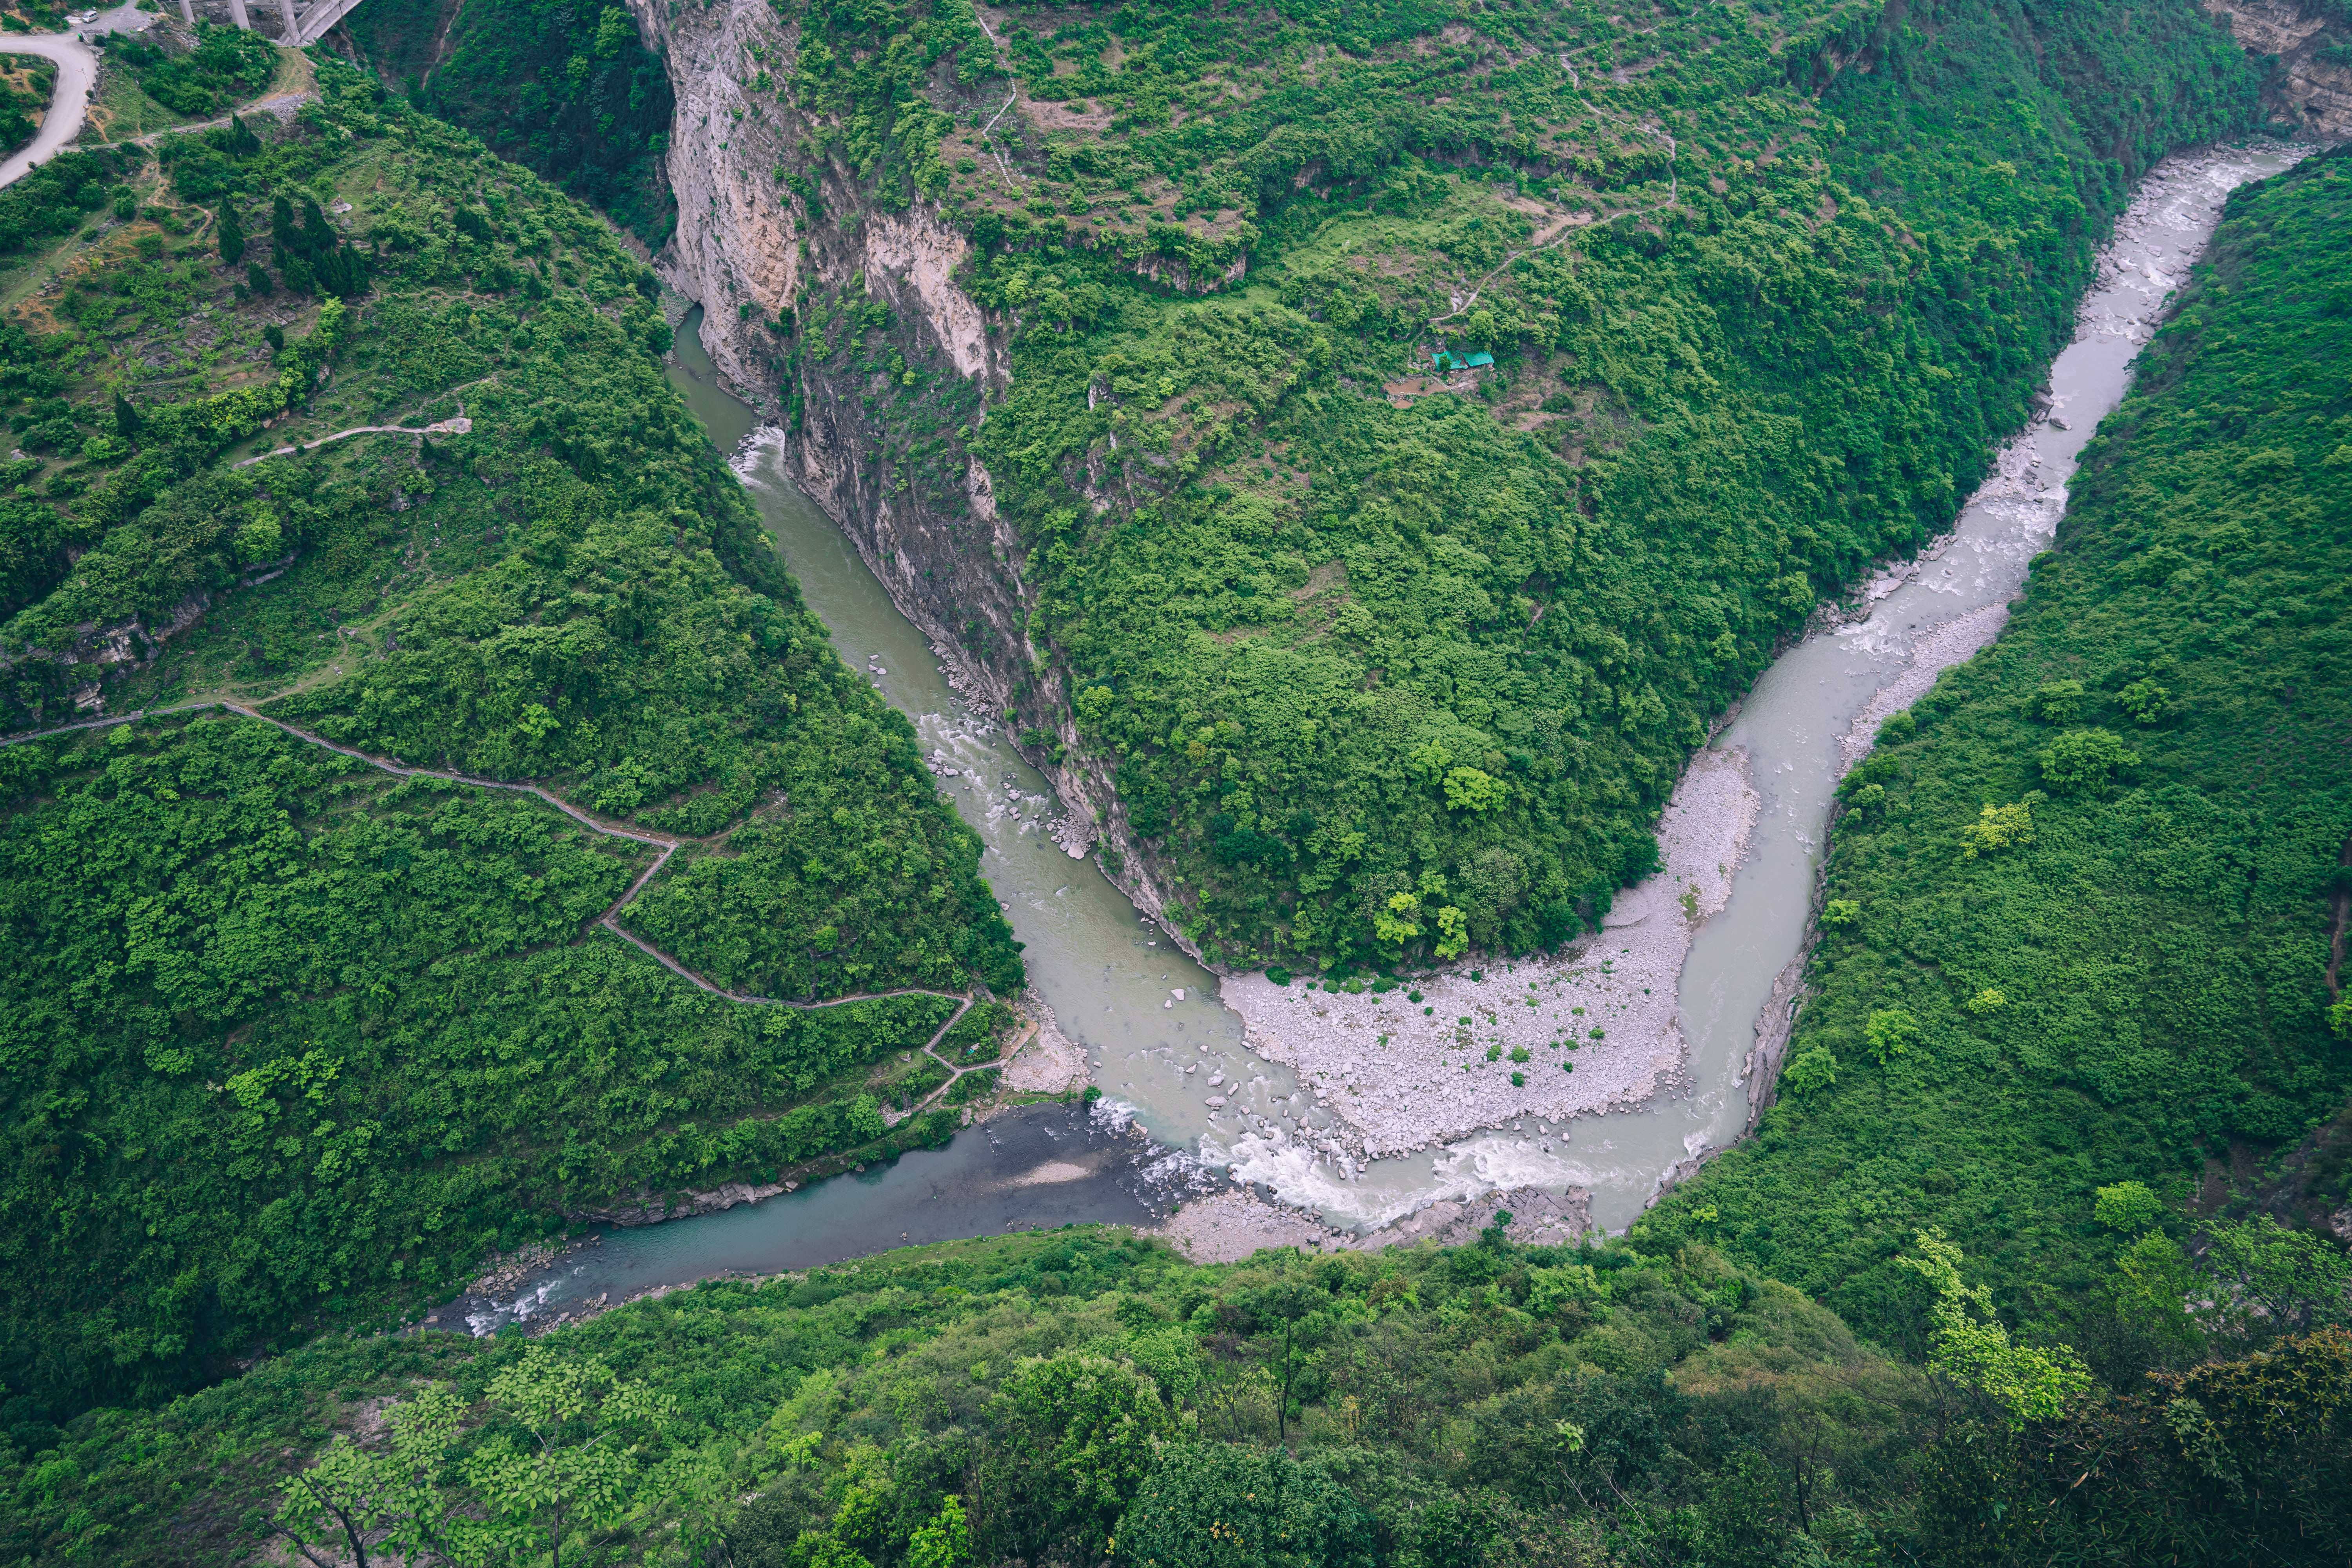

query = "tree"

[
  {"left": 2093, "top": 1180, "right": 2166, "bottom": 1234},
  {"left": 1252, "top": 1279, "right": 1325, "bottom": 1441},
  {"left": 2192, "top": 1216, "right": 2352, "bottom": 1346},
  {"left": 274, "top": 1387, "right": 465, "bottom": 1568},
  {"left": 246, "top": 259, "right": 273, "bottom": 297},
  {"left": 2038, "top": 728, "right": 2138, "bottom": 791},
  {"left": 905, "top": 1494, "right": 973, "bottom": 1568},
  {"left": 463, "top": 1345, "right": 679, "bottom": 1568},
  {"left": 1781, "top": 1046, "right": 1837, "bottom": 1100},
  {"left": 1897, "top": 1229, "right": 2092, "bottom": 1427},
  {"left": 1864, "top": 1007, "right": 1918, "bottom": 1065},
  {"left": 217, "top": 201, "right": 245, "bottom": 264},
  {"left": 1111, "top": 1442, "right": 1376, "bottom": 1568},
  {"left": 974, "top": 1354, "right": 1172, "bottom": 1561}
]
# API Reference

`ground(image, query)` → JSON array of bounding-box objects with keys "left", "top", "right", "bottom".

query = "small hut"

[{"left": 1430, "top": 348, "right": 1495, "bottom": 372}]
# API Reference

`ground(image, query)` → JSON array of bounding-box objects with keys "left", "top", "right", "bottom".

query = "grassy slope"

[
  {"left": 1638, "top": 148, "right": 2352, "bottom": 1359},
  {"left": 0, "top": 56, "right": 1020, "bottom": 1422},
  {"left": 788, "top": 0, "right": 2261, "bottom": 972}
]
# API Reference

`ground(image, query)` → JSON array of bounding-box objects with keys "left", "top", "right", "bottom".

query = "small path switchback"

[{"left": 2, "top": 699, "right": 1011, "bottom": 1119}]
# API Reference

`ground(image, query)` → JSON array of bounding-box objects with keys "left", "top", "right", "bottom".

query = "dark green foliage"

[
  {"left": 0, "top": 55, "right": 1020, "bottom": 1423},
  {"left": 7, "top": 1222, "right": 2348, "bottom": 1566},
  {"left": 943, "top": 0, "right": 2261, "bottom": 971},
  {"left": 104, "top": 22, "right": 278, "bottom": 117},
  {"left": 0, "top": 147, "right": 129, "bottom": 254},
  {"left": 1913, "top": 1329, "right": 2352, "bottom": 1564},
  {"left": 1112, "top": 1441, "right": 1378, "bottom": 1568},
  {"left": 0, "top": 714, "right": 964, "bottom": 1418},
  {"left": 0, "top": 1230, "right": 1941, "bottom": 1568},
  {"left": 783, "top": 0, "right": 996, "bottom": 214},
  {"left": 1641, "top": 149, "right": 2352, "bottom": 1363},
  {"left": 344, "top": 0, "right": 678, "bottom": 244},
  {"left": 263, "top": 194, "right": 368, "bottom": 299}
]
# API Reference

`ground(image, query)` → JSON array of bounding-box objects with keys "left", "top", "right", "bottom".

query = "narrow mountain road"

[{"left": 0, "top": 32, "right": 98, "bottom": 189}]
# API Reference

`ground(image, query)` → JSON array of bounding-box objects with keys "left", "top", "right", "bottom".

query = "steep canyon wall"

[
  {"left": 2204, "top": 0, "right": 2352, "bottom": 139},
  {"left": 622, "top": 0, "right": 1196, "bottom": 939},
  {"left": 617, "top": 0, "right": 2335, "bottom": 972}
]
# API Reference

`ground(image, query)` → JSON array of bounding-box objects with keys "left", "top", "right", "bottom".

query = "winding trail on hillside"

[{"left": 0, "top": 699, "right": 1005, "bottom": 1116}]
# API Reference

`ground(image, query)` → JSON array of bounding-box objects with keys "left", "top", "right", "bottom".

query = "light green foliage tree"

[
  {"left": 2118, "top": 677, "right": 2170, "bottom": 723},
  {"left": 1956, "top": 801, "right": 2035, "bottom": 859},
  {"left": 1374, "top": 890, "right": 1422, "bottom": 947},
  {"left": 465, "top": 1346, "right": 679, "bottom": 1568},
  {"left": 274, "top": 1388, "right": 465, "bottom": 1568},
  {"left": 1433, "top": 904, "right": 1470, "bottom": 960},
  {"left": 1864, "top": 1008, "right": 1920, "bottom": 1065},
  {"left": 905, "top": 1495, "right": 973, "bottom": 1568},
  {"left": 1782, "top": 1047, "right": 1838, "bottom": 1101},
  {"left": 2100, "top": 1229, "right": 2207, "bottom": 1366},
  {"left": 1897, "top": 1229, "right": 2092, "bottom": 1426},
  {"left": 1443, "top": 766, "right": 1508, "bottom": 813},
  {"left": 2093, "top": 1180, "right": 2167, "bottom": 1234},
  {"left": 2029, "top": 680, "right": 2086, "bottom": 722}
]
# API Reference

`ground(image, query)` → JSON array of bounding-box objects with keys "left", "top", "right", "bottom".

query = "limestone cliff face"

[
  {"left": 2203, "top": 0, "right": 2352, "bottom": 140},
  {"left": 617, "top": 0, "right": 1195, "bottom": 935},
  {"left": 621, "top": 0, "right": 1034, "bottom": 683}
]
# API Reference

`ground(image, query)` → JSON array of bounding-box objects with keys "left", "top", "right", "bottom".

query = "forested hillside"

[
  {"left": 5, "top": 1219, "right": 2346, "bottom": 1565},
  {"left": 1641, "top": 148, "right": 2352, "bottom": 1370},
  {"left": 0, "top": 54, "right": 1019, "bottom": 1424},
  {"left": 0, "top": 4, "right": 2344, "bottom": 1563},
  {"left": 773, "top": 0, "right": 2265, "bottom": 971}
]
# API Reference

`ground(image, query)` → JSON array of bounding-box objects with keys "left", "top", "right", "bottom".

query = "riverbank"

[
  {"left": 1218, "top": 744, "right": 1759, "bottom": 1163},
  {"left": 1205, "top": 140, "right": 2316, "bottom": 1234}
]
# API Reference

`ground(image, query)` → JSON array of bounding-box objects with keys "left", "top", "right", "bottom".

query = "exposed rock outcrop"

[
  {"left": 626, "top": 0, "right": 1210, "bottom": 958},
  {"left": 570, "top": 1178, "right": 796, "bottom": 1227},
  {"left": 2204, "top": 0, "right": 2352, "bottom": 140}
]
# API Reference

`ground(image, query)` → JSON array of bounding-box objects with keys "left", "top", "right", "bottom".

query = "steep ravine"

[{"left": 624, "top": 0, "right": 1239, "bottom": 963}]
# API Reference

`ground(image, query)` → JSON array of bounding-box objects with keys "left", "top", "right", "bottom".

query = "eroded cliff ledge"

[
  {"left": 622, "top": 0, "right": 1210, "bottom": 949},
  {"left": 2204, "top": 0, "right": 2352, "bottom": 139}
]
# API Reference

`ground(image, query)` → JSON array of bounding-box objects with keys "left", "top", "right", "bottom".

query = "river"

[{"left": 467, "top": 140, "right": 2305, "bottom": 1327}]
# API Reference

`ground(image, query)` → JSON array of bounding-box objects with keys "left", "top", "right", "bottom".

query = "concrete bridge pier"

[
  {"left": 275, "top": 0, "right": 298, "bottom": 40},
  {"left": 176, "top": 0, "right": 194, "bottom": 22},
  {"left": 227, "top": 0, "right": 250, "bottom": 27}
]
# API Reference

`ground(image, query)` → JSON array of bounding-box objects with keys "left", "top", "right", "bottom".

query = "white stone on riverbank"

[
  {"left": 1001, "top": 1005, "right": 1088, "bottom": 1092},
  {"left": 1149, "top": 1183, "right": 1594, "bottom": 1262},
  {"left": 1221, "top": 745, "right": 1760, "bottom": 1158}
]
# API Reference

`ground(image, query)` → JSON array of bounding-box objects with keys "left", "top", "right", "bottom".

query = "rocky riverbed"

[{"left": 1216, "top": 745, "right": 1759, "bottom": 1165}]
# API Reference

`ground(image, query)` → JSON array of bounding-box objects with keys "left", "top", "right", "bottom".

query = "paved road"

[{"left": 0, "top": 3, "right": 165, "bottom": 189}]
